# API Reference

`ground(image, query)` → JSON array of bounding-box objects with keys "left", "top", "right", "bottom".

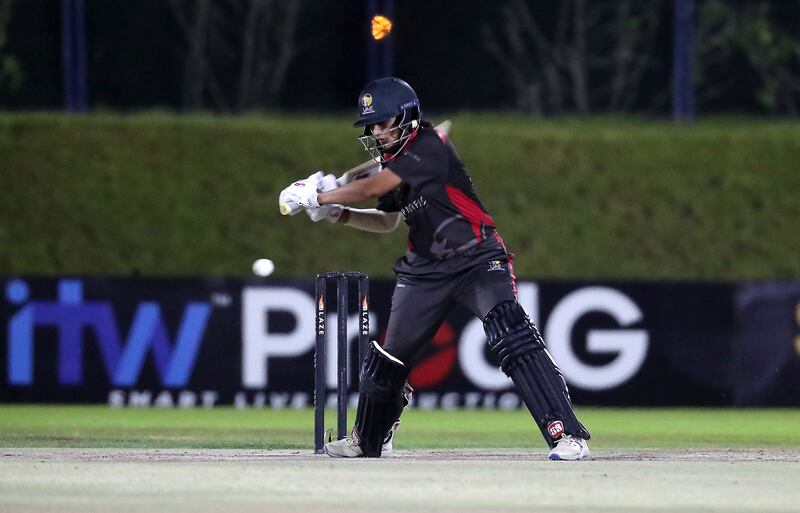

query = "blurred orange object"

[{"left": 371, "top": 15, "right": 393, "bottom": 41}]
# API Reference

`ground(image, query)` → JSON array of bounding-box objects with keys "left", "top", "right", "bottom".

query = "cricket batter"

[{"left": 280, "top": 77, "right": 591, "bottom": 460}]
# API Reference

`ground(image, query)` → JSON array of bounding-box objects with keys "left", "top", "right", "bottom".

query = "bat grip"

[{"left": 280, "top": 201, "right": 302, "bottom": 216}]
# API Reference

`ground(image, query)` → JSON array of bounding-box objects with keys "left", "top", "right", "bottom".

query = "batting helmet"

[
  {"left": 354, "top": 77, "right": 422, "bottom": 162},
  {"left": 354, "top": 77, "right": 421, "bottom": 128}
]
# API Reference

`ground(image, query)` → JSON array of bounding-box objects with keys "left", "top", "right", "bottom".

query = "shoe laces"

[
  {"left": 558, "top": 435, "right": 582, "bottom": 449},
  {"left": 327, "top": 428, "right": 359, "bottom": 447}
]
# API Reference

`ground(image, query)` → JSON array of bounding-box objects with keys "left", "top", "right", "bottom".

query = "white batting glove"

[
  {"left": 318, "top": 173, "right": 339, "bottom": 193},
  {"left": 294, "top": 187, "right": 319, "bottom": 208},
  {"left": 279, "top": 172, "right": 323, "bottom": 214},
  {"left": 284, "top": 173, "right": 321, "bottom": 197},
  {"left": 306, "top": 205, "right": 345, "bottom": 223},
  {"left": 282, "top": 178, "right": 318, "bottom": 205},
  {"left": 306, "top": 170, "right": 325, "bottom": 183},
  {"left": 278, "top": 186, "right": 301, "bottom": 216},
  {"left": 301, "top": 173, "right": 342, "bottom": 222},
  {"left": 279, "top": 184, "right": 309, "bottom": 211}
]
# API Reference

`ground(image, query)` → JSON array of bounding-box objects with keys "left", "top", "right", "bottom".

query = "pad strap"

[{"left": 484, "top": 300, "right": 542, "bottom": 372}]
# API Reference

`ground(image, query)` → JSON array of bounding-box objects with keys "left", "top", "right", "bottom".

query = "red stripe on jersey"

[
  {"left": 383, "top": 127, "right": 421, "bottom": 164},
  {"left": 494, "top": 231, "right": 518, "bottom": 298},
  {"left": 444, "top": 185, "right": 494, "bottom": 241}
]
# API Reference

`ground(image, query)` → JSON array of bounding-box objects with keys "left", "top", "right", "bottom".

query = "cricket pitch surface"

[{"left": 2, "top": 448, "right": 798, "bottom": 513}]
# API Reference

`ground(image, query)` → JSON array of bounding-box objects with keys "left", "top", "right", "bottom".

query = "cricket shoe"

[
  {"left": 324, "top": 436, "right": 363, "bottom": 458},
  {"left": 548, "top": 435, "right": 590, "bottom": 461},
  {"left": 325, "top": 422, "right": 401, "bottom": 458}
]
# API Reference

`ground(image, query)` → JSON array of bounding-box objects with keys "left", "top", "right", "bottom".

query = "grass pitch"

[
  {"left": 1, "top": 406, "right": 799, "bottom": 513},
  {"left": 1, "top": 405, "right": 799, "bottom": 449}
]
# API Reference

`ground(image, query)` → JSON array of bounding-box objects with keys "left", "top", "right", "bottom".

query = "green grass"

[{"left": 2, "top": 405, "right": 799, "bottom": 449}]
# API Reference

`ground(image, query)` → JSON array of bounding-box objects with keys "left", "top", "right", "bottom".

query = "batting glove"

[
  {"left": 294, "top": 188, "right": 319, "bottom": 208},
  {"left": 306, "top": 204, "right": 345, "bottom": 223},
  {"left": 318, "top": 173, "right": 339, "bottom": 193}
]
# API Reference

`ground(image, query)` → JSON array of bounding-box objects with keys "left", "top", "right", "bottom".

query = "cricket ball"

[{"left": 252, "top": 258, "right": 275, "bottom": 277}]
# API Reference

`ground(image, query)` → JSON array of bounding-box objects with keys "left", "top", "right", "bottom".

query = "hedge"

[{"left": 1, "top": 113, "right": 798, "bottom": 279}]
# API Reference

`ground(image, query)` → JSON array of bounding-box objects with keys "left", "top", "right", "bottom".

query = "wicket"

[{"left": 314, "top": 272, "right": 369, "bottom": 454}]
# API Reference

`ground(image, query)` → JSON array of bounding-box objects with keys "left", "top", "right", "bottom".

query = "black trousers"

[{"left": 382, "top": 258, "right": 517, "bottom": 365}]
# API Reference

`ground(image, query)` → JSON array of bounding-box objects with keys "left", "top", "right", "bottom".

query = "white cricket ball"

[{"left": 252, "top": 258, "right": 275, "bottom": 277}]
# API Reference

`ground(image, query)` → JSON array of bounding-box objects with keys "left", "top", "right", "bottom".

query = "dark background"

[{"left": 2, "top": 0, "right": 799, "bottom": 114}]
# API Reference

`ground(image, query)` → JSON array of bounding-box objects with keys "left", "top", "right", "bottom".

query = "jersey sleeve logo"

[{"left": 487, "top": 260, "right": 505, "bottom": 272}]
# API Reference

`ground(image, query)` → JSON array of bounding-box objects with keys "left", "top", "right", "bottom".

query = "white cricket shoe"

[
  {"left": 324, "top": 436, "right": 363, "bottom": 458},
  {"left": 548, "top": 435, "right": 590, "bottom": 461},
  {"left": 324, "top": 421, "right": 400, "bottom": 458}
]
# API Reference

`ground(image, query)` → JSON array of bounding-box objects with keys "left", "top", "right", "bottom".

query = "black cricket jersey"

[{"left": 377, "top": 123, "right": 510, "bottom": 276}]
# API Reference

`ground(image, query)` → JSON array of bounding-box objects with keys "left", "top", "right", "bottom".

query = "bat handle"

[{"left": 280, "top": 201, "right": 301, "bottom": 216}]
